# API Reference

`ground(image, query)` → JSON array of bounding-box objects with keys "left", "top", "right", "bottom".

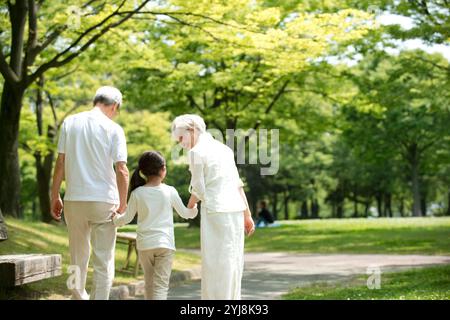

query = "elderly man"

[
  {"left": 172, "top": 114, "right": 255, "bottom": 300},
  {"left": 50, "top": 86, "right": 129, "bottom": 300}
]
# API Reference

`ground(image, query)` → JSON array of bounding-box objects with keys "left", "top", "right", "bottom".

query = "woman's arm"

[
  {"left": 238, "top": 184, "right": 255, "bottom": 236},
  {"left": 188, "top": 150, "right": 206, "bottom": 201},
  {"left": 171, "top": 187, "right": 198, "bottom": 219}
]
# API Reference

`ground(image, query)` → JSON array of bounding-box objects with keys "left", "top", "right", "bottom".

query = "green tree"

[
  {"left": 0, "top": 0, "right": 152, "bottom": 217},
  {"left": 343, "top": 50, "right": 450, "bottom": 216}
]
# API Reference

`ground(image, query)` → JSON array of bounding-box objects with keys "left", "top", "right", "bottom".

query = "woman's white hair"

[{"left": 171, "top": 114, "right": 206, "bottom": 139}]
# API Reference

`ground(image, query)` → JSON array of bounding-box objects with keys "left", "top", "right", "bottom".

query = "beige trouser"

[
  {"left": 64, "top": 201, "right": 117, "bottom": 300},
  {"left": 139, "top": 248, "right": 174, "bottom": 300}
]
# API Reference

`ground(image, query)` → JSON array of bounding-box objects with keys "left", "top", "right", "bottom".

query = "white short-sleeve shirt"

[{"left": 57, "top": 107, "right": 127, "bottom": 204}]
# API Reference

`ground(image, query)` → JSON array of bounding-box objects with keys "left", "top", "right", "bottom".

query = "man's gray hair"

[
  {"left": 171, "top": 114, "right": 206, "bottom": 139},
  {"left": 93, "top": 86, "right": 123, "bottom": 107}
]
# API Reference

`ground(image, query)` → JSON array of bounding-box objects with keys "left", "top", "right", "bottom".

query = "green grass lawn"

[
  {"left": 1, "top": 216, "right": 449, "bottom": 299},
  {"left": 0, "top": 218, "right": 200, "bottom": 300},
  {"left": 169, "top": 217, "right": 450, "bottom": 255},
  {"left": 283, "top": 264, "right": 450, "bottom": 300}
]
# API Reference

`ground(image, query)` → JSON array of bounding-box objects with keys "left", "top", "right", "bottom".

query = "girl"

[{"left": 112, "top": 151, "right": 197, "bottom": 300}]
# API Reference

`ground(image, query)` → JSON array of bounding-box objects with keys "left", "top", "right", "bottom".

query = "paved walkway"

[{"left": 167, "top": 253, "right": 450, "bottom": 300}]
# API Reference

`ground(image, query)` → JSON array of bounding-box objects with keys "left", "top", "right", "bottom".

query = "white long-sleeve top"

[
  {"left": 112, "top": 184, "right": 198, "bottom": 251},
  {"left": 188, "top": 132, "right": 247, "bottom": 213}
]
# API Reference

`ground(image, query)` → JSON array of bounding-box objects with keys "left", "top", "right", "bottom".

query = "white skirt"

[{"left": 200, "top": 206, "right": 245, "bottom": 300}]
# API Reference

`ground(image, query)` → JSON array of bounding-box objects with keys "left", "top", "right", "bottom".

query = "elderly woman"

[{"left": 172, "top": 114, "right": 255, "bottom": 300}]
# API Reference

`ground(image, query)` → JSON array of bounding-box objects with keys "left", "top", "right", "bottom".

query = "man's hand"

[
  {"left": 50, "top": 153, "right": 65, "bottom": 221},
  {"left": 244, "top": 212, "right": 255, "bottom": 237},
  {"left": 51, "top": 195, "right": 63, "bottom": 221}
]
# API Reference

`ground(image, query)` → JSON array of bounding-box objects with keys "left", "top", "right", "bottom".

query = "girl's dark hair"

[{"left": 128, "top": 151, "right": 166, "bottom": 200}]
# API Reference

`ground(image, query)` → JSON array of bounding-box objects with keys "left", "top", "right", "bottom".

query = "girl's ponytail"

[
  {"left": 128, "top": 151, "right": 165, "bottom": 201},
  {"left": 128, "top": 168, "right": 146, "bottom": 200}
]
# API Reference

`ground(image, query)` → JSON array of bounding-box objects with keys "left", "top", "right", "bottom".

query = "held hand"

[
  {"left": 244, "top": 214, "right": 255, "bottom": 237},
  {"left": 116, "top": 204, "right": 126, "bottom": 214},
  {"left": 187, "top": 194, "right": 199, "bottom": 209},
  {"left": 110, "top": 211, "right": 118, "bottom": 220},
  {"left": 50, "top": 195, "right": 63, "bottom": 221}
]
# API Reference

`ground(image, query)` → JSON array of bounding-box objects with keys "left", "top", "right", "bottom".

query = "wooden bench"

[
  {"left": 0, "top": 209, "right": 7, "bottom": 241},
  {"left": 116, "top": 232, "right": 140, "bottom": 277},
  {"left": 0, "top": 254, "right": 62, "bottom": 287}
]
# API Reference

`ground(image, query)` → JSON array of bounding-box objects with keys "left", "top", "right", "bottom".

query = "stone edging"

[{"left": 109, "top": 266, "right": 201, "bottom": 300}]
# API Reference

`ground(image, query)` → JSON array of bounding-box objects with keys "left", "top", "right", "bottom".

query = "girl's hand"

[{"left": 188, "top": 194, "right": 199, "bottom": 209}]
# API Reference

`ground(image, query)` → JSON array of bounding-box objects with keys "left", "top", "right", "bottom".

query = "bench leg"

[
  {"left": 124, "top": 241, "right": 133, "bottom": 269},
  {"left": 134, "top": 245, "right": 140, "bottom": 277}
]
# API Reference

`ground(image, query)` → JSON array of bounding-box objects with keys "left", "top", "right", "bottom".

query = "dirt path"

[{"left": 166, "top": 253, "right": 450, "bottom": 300}]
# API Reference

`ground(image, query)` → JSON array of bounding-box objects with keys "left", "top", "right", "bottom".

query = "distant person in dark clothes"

[{"left": 256, "top": 201, "right": 275, "bottom": 227}]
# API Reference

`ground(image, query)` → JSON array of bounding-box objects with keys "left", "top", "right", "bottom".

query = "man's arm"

[
  {"left": 115, "top": 161, "right": 129, "bottom": 213},
  {"left": 50, "top": 153, "right": 65, "bottom": 221}
]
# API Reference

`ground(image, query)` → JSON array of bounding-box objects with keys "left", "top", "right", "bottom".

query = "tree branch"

[
  {"left": 120, "top": 10, "right": 263, "bottom": 34},
  {"left": 186, "top": 93, "right": 223, "bottom": 132},
  {"left": 0, "top": 50, "right": 20, "bottom": 84},
  {"left": 262, "top": 79, "right": 290, "bottom": 118},
  {"left": 23, "top": 0, "right": 39, "bottom": 76},
  {"left": 45, "top": 90, "right": 58, "bottom": 126},
  {"left": 28, "top": 0, "right": 151, "bottom": 86}
]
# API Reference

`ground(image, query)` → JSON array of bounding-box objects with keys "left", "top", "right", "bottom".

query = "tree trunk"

[
  {"left": 447, "top": 190, "right": 450, "bottom": 216},
  {"left": 385, "top": 193, "right": 392, "bottom": 217},
  {"left": 35, "top": 148, "right": 55, "bottom": 223},
  {"left": 34, "top": 77, "right": 57, "bottom": 223},
  {"left": 420, "top": 193, "right": 427, "bottom": 217},
  {"left": 0, "top": 0, "right": 27, "bottom": 218},
  {"left": 0, "top": 209, "right": 7, "bottom": 241},
  {"left": 376, "top": 193, "right": 383, "bottom": 217},
  {"left": 336, "top": 201, "right": 343, "bottom": 218},
  {"left": 410, "top": 144, "right": 422, "bottom": 216},
  {"left": 353, "top": 199, "right": 358, "bottom": 218},
  {"left": 283, "top": 191, "right": 289, "bottom": 220},
  {"left": 364, "top": 200, "right": 370, "bottom": 217},
  {"left": 335, "top": 185, "right": 345, "bottom": 218},
  {"left": 311, "top": 198, "right": 319, "bottom": 219},
  {"left": 272, "top": 192, "right": 278, "bottom": 220},
  {"left": 0, "top": 84, "right": 24, "bottom": 218},
  {"left": 399, "top": 197, "right": 405, "bottom": 217},
  {"left": 300, "top": 201, "right": 308, "bottom": 219}
]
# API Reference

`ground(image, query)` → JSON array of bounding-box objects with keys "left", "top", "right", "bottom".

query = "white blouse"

[
  {"left": 188, "top": 133, "right": 247, "bottom": 213},
  {"left": 112, "top": 184, "right": 197, "bottom": 251}
]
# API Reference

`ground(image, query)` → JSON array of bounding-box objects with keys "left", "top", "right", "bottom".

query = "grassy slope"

[{"left": 0, "top": 218, "right": 200, "bottom": 299}]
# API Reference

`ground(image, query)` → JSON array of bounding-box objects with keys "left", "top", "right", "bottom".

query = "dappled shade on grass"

[{"left": 283, "top": 264, "right": 450, "bottom": 300}]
